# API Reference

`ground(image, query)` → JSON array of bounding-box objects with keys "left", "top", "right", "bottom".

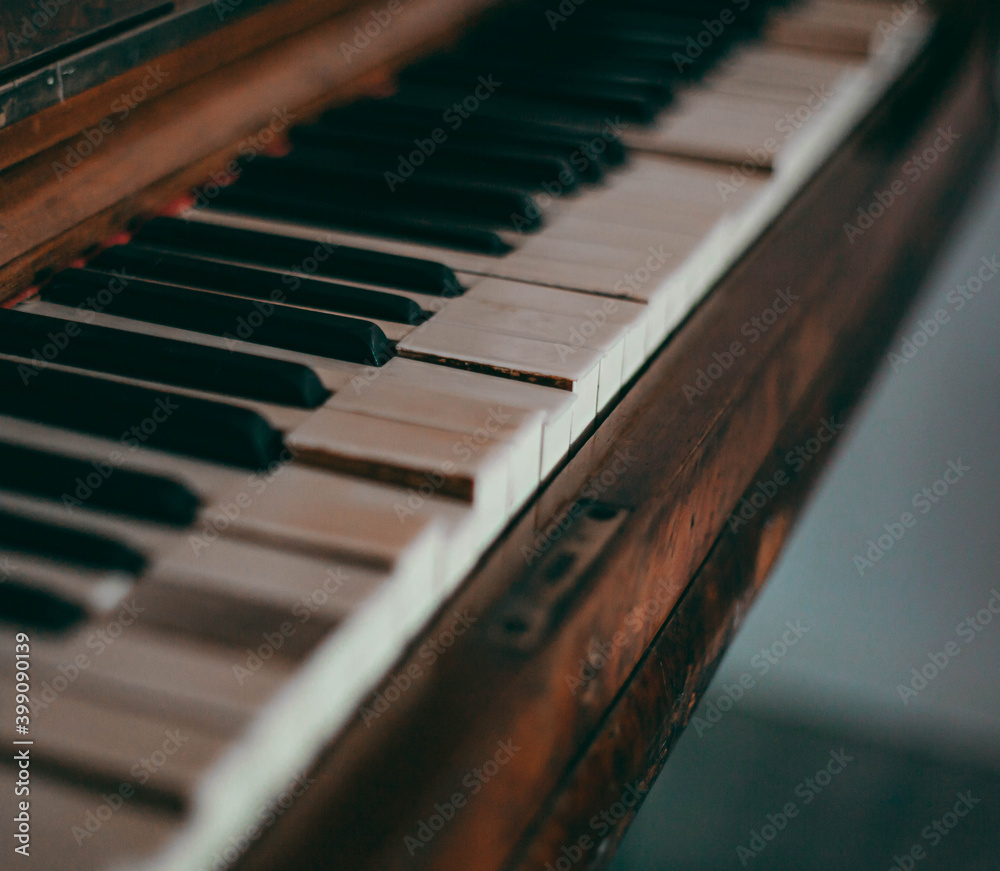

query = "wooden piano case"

[{"left": 1, "top": 1, "right": 997, "bottom": 869}]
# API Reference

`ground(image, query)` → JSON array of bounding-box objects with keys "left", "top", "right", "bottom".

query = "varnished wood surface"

[
  {"left": 221, "top": 20, "right": 999, "bottom": 871},
  {"left": 0, "top": 0, "right": 499, "bottom": 298}
]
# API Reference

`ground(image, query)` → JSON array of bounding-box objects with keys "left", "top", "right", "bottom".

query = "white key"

[
  {"left": 0, "top": 682, "right": 226, "bottom": 805},
  {"left": 396, "top": 320, "right": 602, "bottom": 441},
  {"left": 375, "top": 358, "right": 577, "bottom": 478},
  {"left": 0, "top": 623, "right": 287, "bottom": 737},
  {"left": 464, "top": 279, "right": 649, "bottom": 382},
  {"left": 0, "top": 768, "right": 178, "bottom": 869}
]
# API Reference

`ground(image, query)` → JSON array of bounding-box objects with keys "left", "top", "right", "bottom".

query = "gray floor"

[{"left": 610, "top": 122, "right": 1000, "bottom": 868}]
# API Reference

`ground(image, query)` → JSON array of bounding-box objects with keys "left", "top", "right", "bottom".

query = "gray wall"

[{"left": 706, "top": 136, "right": 1000, "bottom": 769}]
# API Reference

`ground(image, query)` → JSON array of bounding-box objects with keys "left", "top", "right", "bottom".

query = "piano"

[{"left": 0, "top": 0, "right": 996, "bottom": 868}]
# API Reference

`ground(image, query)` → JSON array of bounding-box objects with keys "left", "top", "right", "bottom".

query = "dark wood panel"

[
  {"left": 0, "top": 0, "right": 170, "bottom": 78},
  {"left": 224, "top": 18, "right": 998, "bottom": 871}
]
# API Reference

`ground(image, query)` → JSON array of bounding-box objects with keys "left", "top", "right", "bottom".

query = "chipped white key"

[
  {"left": 286, "top": 409, "right": 511, "bottom": 531},
  {"left": 375, "top": 358, "right": 577, "bottom": 478},
  {"left": 396, "top": 320, "right": 602, "bottom": 441},
  {"left": 464, "top": 279, "right": 650, "bottom": 383}
]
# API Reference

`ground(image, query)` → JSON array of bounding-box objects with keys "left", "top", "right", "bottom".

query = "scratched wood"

[{"left": 224, "top": 19, "right": 998, "bottom": 871}]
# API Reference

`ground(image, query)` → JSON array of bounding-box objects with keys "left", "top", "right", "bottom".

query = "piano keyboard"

[{"left": 0, "top": 0, "right": 930, "bottom": 867}]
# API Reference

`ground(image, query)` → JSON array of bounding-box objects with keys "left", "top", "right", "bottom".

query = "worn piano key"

[
  {"left": 321, "top": 101, "right": 613, "bottom": 179},
  {"left": 464, "top": 279, "right": 650, "bottom": 382},
  {"left": 396, "top": 320, "right": 603, "bottom": 440},
  {"left": 13, "top": 298, "right": 573, "bottom": 485},
  {"left": 92, "top": 244, "right": 427, "bottom": 324},
  {"left": 0, "top": 307, "right": 330, "bottom": 409},
  {"left": 376, "top": 84, "right": 630, "bottom": 163},
  {"left": 379, "top": 358, "right": 578, "bottom": 478},
  {"left": 431, "top": 297, "right": 629, "bottom": 408},
  {"left": 403, "top": 64, "right": 663, "bottom": 123},
  {"left": 136, "top": 215, "right": 463, "bottom": 294},
  {"left": 0, "top": 359, "right": 285, "bottom": 470},
  {"left": 286, "top": 409, "right": 511, "bottom": 518},
  {"left": 45, "top": 268, "right": 394, "bottom": 366}
]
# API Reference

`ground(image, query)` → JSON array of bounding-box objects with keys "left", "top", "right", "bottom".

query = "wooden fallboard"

[
  {"left": 0, "top": 0, "right": 501, "bottom": 298},
  {"left": 215, "top": 20, "right": 997, "bottom": 871}
]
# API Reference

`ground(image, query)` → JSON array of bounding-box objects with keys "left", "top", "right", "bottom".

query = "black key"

[
  {"left": 93, "top": 244, "right": 427, "bottom": 324},
  {"left": 379, "top": 86, "right": 629, "bottom": 165},
  {"left": 321, "top": 102, "right": 613, "bottom": 179},
  {"left": 0, "top": 509, "right": 147, "bottom": 575},
  {"left": 45, "top": 268, "right": 394, "bottom": 366},
  {"left": 242, "top": 154, "right": 541, "bottom": 227},
  {"left": 290, "top": 126, "right": 583, "bottom": 190},
  {"left": 136, "top": 217, "right": 462, "bottom": 295},
  {"left": 211, "top": 184, "right": 513, "bottom": 255},
  {"left": 0, "top": 358, "right": 285, "bottom": 470},
  {"left": 403, "top": 66, "right": 662, "bottom": 123},
  {"left": 0, "top": 581, "right": 85, "bottom": 632},
  {"left": 0, "top": 440, "right": 199, "bottom": 527},
  {"left": 0, "top": 307, "right": 330, "bottom": 409}
]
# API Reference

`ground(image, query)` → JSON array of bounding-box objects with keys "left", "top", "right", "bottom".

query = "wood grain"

[{"left": 223, "top": 18, "right": 998, "bottom": 871}]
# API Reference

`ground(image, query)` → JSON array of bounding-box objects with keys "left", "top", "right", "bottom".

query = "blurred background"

[{"left": 610, "top": 133, "right": 1000, "bottom": 869}]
